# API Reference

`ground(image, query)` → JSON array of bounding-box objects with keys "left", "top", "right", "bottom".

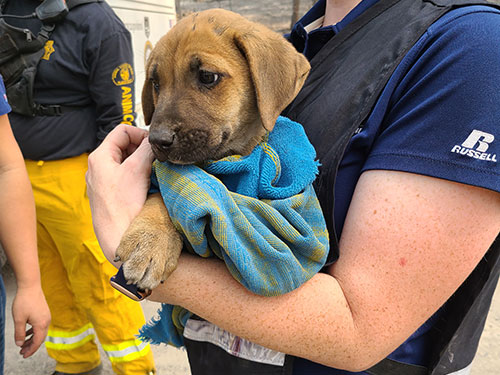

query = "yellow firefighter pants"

[{"left": 25, "top": 154, "right": 155, "bottom": 375}]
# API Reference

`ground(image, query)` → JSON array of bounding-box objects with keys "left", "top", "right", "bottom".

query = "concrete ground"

[
  {"left": 2, "top": 265, "right": 190, "bottom": 375},
  {"left": 2, "top": 264, "right": 499, "bottom": 374}
]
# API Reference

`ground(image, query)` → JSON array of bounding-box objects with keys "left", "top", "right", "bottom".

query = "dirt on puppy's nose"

[
  {"left": 149, "top": 129, "right": 175, "bottom": 160},
  {"left": 149, "top": 128, "right": 175, "bottom": 147}
]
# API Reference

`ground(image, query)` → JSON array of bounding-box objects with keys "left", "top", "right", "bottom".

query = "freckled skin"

[{"left": 148, "top": 171, "right": 499, "bottom": 370}]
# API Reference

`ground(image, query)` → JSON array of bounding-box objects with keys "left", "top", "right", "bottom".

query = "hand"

[
  {"left": 86, "top": 125, "right": 155, "bottom": 264},
  {"left": 11, "top": 286, "right": 51, "bottom": 358}
]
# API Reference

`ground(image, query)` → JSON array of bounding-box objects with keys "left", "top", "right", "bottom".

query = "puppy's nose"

[{"left": 149, "top": 129, "right": 175, "bottom": 151}]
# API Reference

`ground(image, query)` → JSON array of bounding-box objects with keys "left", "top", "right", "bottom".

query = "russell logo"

[{"left": 451, "top": 130, "right": 497, "bottom": 162}]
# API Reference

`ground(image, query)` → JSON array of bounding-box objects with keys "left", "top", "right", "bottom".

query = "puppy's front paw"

[{"left": 116, "top": 223, "right": 183, "bottom": 291}]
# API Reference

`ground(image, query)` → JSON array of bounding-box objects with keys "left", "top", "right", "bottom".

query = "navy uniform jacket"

[{"left": 4, "top": 0, "right": 135, "bottom": 160}]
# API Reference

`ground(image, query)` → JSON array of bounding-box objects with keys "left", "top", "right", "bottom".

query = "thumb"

[
  {"left": 123, "top": 136, "right": 155, "bottom": 172},
  {"left": 14, "top": 317, "right": 26, "bottom": 347}
]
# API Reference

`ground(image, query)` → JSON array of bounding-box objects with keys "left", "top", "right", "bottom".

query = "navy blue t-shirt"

[
  {"left": 0, "top": 77, "right": 11, "bottom": 116},
  {"left": 288, "top": 1, "right": 500, "bottom": 374}
]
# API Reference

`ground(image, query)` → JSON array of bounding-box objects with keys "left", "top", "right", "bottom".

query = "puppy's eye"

[
  {"left": 152, "top": 80, "right": 160, "bottom": 93},
  {"left": 198, "top": 70, "right": 220, "bottom": 87}
]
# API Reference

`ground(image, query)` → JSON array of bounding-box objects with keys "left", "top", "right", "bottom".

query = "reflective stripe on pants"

[
  {"left": 102, "top": 339, "right": 151, "bottom": 363},
  {"left": 45, "top": 323, "right": 96, "bottom": 351}
]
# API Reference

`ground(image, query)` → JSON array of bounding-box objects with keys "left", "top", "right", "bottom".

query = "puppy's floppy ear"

[
  {"left": 234, "top": 26, "right": 310, "bottom": 131},
  {"left": 142, "top": 59, "right": 155, "bottom": 125}
]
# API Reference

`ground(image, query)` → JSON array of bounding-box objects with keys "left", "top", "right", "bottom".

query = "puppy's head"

[{"left": 143, "top": 9, "right": 310, "bottom": 164}]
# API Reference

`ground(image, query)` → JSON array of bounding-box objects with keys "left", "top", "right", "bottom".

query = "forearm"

[
  {"left": 149, "top": 254, "right": 369, "bottom": 370},
  {"left": 0, "top": 168, "right": 41, "bottom": 289},
  {"left": 90, "top": 200, "right": 130, "bottom": 266},
  {"left": 86, "top": 125, "right": 154, "bottom": 266},
  {"left": 148, "top": 172, "right": 500, "bottom": 371},
  {"left": 87, "top": 123, "right": 500, "bottom": 371}
]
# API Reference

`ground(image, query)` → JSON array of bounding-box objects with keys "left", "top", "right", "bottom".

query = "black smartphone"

[{"left": 110, "top": 265, "right": 151, "bottom": 301}]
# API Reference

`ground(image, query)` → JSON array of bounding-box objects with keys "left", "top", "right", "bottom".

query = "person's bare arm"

[
  {"left": 149, "top": 170, "right": 499, "bottom": 371},
  {"left": 86, "top": 128, "right": 498, "bottom": 371},
  {"left": 0, "top": 114, "right": 50, "bottom": 358}
]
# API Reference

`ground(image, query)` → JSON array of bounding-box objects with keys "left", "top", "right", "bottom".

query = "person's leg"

[
  {"left": 27, "top": 158, "right": 102, "bottom": 374},
  {"left": 37, "top": 222, "right": 102, "bottom": 374},
  {"left": 34, "top": 155, "right": 155, "bottom": 375}
]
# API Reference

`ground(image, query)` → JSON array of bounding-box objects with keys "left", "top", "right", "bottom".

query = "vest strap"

[
  {"left": 37, "top": 23, "right": 55, "bottom": 40},
  {"left": 367, "top": 358, "right": 429, "bottom": 375},
  {"left": 0, "top": 31, "right": 17, "bottom": 64},
  {"left": 34, "top": 104, "right": 80, "bottom": 116},
  {"left": 66, "top": 0, "right": 103, "bottom": 9}
]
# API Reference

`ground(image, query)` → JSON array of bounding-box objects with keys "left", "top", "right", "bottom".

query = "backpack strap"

[{"left": 0, "top": 0, "right": 103, "bottom": 116}]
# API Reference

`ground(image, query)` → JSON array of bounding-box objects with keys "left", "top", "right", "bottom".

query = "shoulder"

[
  {"left": 67, "top": 1, "right": 130, "bottom": 37},
  {"left": 430, "top": 4, "right": 500, "bottom": 33},
  {"left": 417, "top": 5, "right": 500, "bottom": 64},
  {"left": 406, "top": 5, "right": 500, "bottom": 68},
  {"left": 390, "top": 3, "right": 500, "bottom": 128},
  {"left": 361, "top": 5, "right": 500, "bottom": 193}
]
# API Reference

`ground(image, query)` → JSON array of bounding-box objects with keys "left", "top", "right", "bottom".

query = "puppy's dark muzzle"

[{"left": 149, "top": 127, "right": 210, "bottom": 163}]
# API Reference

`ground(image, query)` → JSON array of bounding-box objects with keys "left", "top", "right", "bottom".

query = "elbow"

[
  {"left": 343, "top": 358, "right": 383, "bottom": 373},
  {"left": 311, "top": 331, "right": 391, "bottom": 371},
  {"left": 321, "top": 355, "right": 386, "bottom": 373}
]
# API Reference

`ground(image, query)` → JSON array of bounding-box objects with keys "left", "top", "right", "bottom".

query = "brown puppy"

[{"left": 115, "top": 9, "right": 310, "bottom": 291}]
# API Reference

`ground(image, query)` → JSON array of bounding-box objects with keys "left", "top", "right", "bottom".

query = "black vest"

[
  {"left": 282, "top": 0, "right": 500, "bottom": 374},
  {"left": 0, "top": 0, "right": 102, "bottom": 116}
]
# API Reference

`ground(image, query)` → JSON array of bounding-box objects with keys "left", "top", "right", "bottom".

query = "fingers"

[
  {"left": 25, "top": 324, "right": 46, "bottom": 358},
  {"left": 109, "top": 124, "right": 149, "bottom": 149},
  {"left": 19, "top": 327, "right": 34, "bottom": 358},
  {"left": 14, "top": 323, "right": 35, "bottom": 358},
  {"left": 122, "top": 136, "right": 155, "bottom": 172},
  {"left": 19, "top": 324, "right": 47, "bottom": 358},
  {"left": 19, "top": 327, "right": 35, "bottom": 358},
  {"left": 95, "top": 124, "right": 149, "bottom": 163}
]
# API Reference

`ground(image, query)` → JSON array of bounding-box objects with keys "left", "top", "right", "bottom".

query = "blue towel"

[{"left": 140, "top": 116, "right": 329, "bottom": 346}]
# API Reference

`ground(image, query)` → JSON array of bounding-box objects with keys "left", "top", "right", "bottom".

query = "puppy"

[{"left": 115, "top": 9, "right": 310, "bottom": 291}]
